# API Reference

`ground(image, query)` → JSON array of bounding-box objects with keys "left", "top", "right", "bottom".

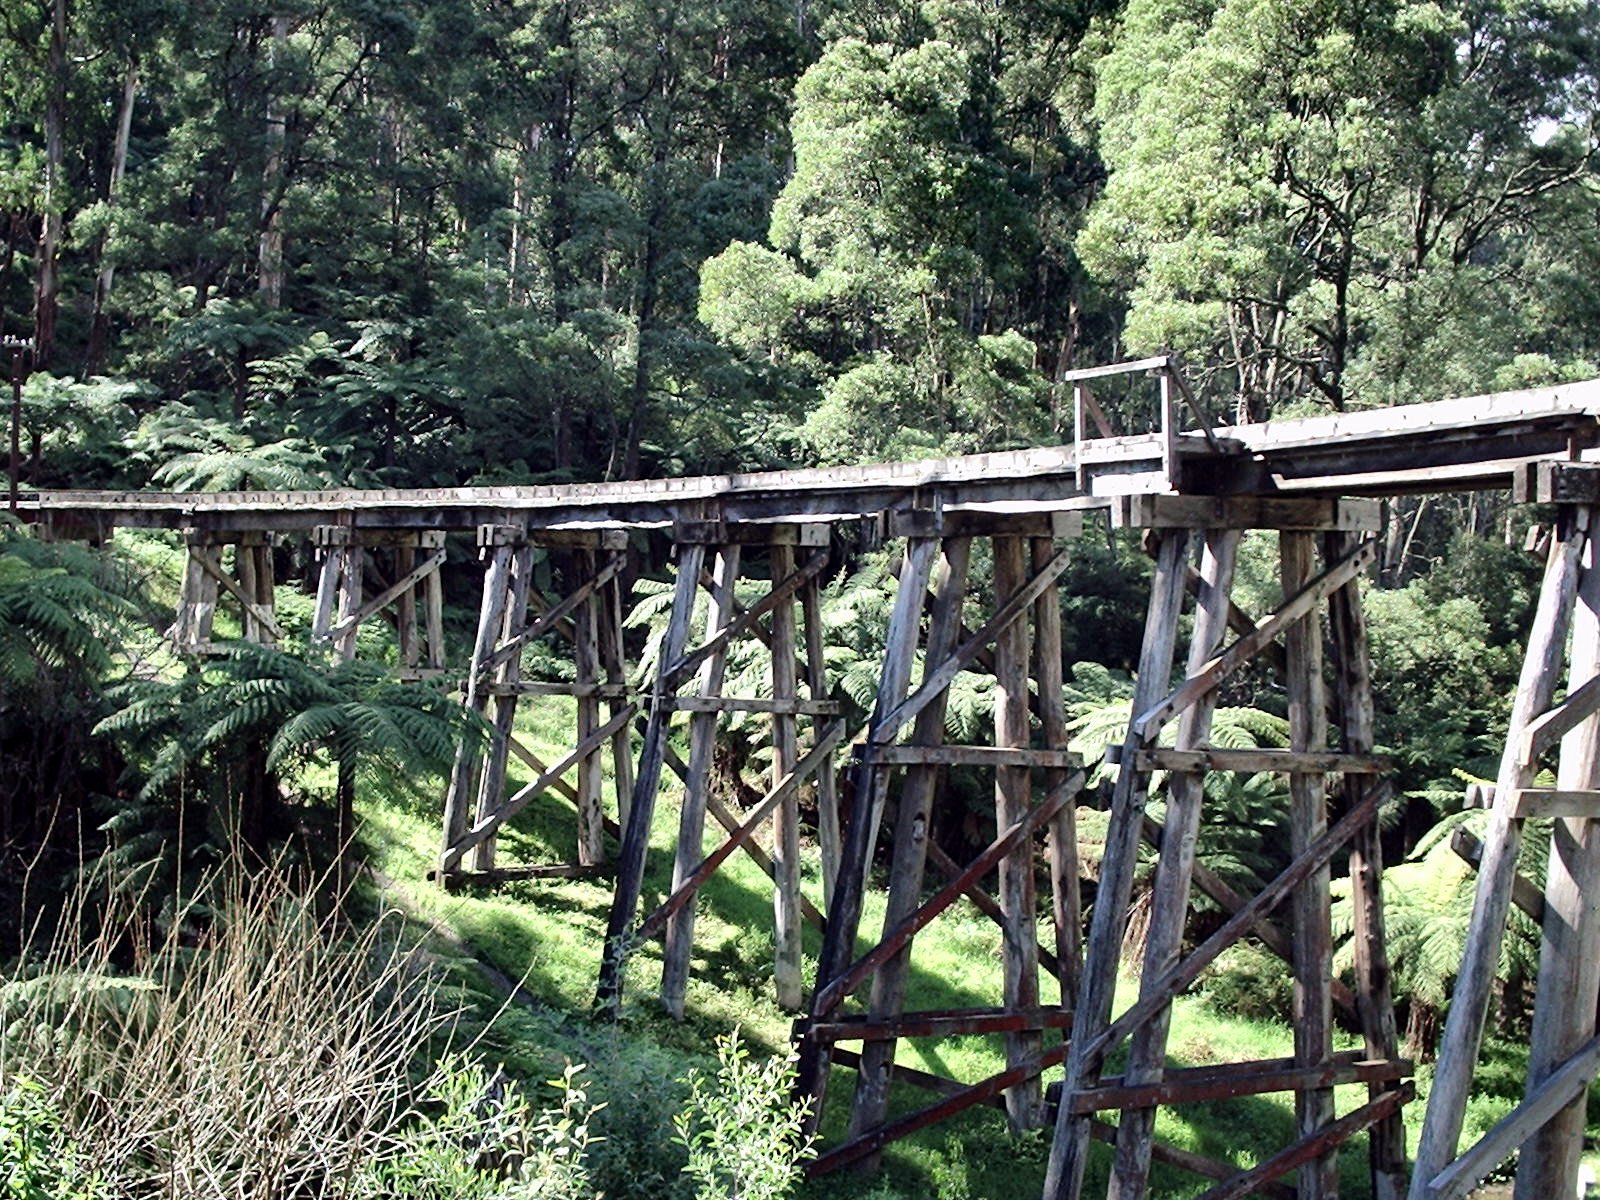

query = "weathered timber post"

[
  {"left": 597, "top": 536, "right": 706, "bottom": 1013},
  {"left": 796, "top": 531, "right": 938, "bottom": 1127},
  {"left": 1110, "top": 526, "right": 1239, "bottom": 1195},
  {"left": 1045, "top": 526, "right": 1189, "bottom": 1200},
  {"left": 1518, "top": 526, "right": 1600, "bottom": 1199},
  {"left": 311, "top": 524, "right": 364, "bottom": 660},
  {"left": 770, "top": 540, "right": 804, "bottom": 1012},
  {"left": 801, "top": 570, "right": 841, "bottom": 907},
  {"left": 1324, "top": 528, "right": 1406, "bottom": 1200},
  {"left": 172, "top": 528, "right": 221, "bottom": 651},
  {"left": 573, "top": 547, "right": 607, "bottom": 867},
  {"left": 441, "top": 526, "right": 519, "bottom": 875},
  {"left": 596, "top": 547, "right": 636, "bottom": 832},
  {"left": 1411, "top": 462, "right": 1600, "bottom": 1200},
  {"left": 847, "top": 533, "right": 972, "bottom": 1155},
  {"left": 396, "top": 540, "right": 420, "bottom": 668},
  {"left": 1033, "top": 534, "right": 1080, "bottom": 1013},
  {"left": 437, "top": 528, "right": 633, "bottom": 885},
  {"left": 661, "top": 540, "right": 741, "bottom": 1018},
  {"left": 630, "top": 521, "right": 836, "bottom": 1017},
  {"left": 235, "top": 531, "right": 277, "bottom": 646},
  {"left": 799, "top": 510, "right": 1084, "bottom": 1177},
  {"left": 1282, "top": 529, "right": 1336, "bottom": 1200},
  {"left": 994, "top": 532, "right": 1044, "bottom": 1131},
  {"left": 471, "top": 527, "right": 533, "bottom": 873}
]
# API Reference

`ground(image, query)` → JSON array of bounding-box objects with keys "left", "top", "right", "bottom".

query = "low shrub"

[
  {"left": 0, "top": 861, "right": 594, "bottom": 1200},
  {"left": 0, "top": 1076, "right": 97, "bottom": 1200},
  {"left": 673, "top": 1029, "right": 813, "bottom": 1200},
  {"left": 1196, "top": 941, "right": 1294, "bottom": 1024}
]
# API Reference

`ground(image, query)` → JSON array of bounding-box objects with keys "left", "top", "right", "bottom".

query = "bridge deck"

[{"left": 18, "top": 378, "right": 1600, "bottom": 532}]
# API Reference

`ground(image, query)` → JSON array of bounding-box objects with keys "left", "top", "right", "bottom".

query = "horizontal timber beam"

[
  {"left": 1069, "top": 1053, "right": 1409, "bottom": 1114},
  {"left": 1110, "top": 495, "right": 1381, "bottom": 531},
  {"left": 22, "top": 377, "right": 1600, "bottom": 535},
  {"left": 1131, "top": 747, "right": 1389, "bottom": 774},
  {"left": 665, "top": 695, "right": 842, "bottom": 716},
  {"left": 1509, "top": 787, "right": 1600, "bottom": 819},
  {"left": 806, "top": 1006, "right": 1074, "bottom": 1043},
  {"left": 862, "top": 744, "right": 1082, "bottom": 769}
]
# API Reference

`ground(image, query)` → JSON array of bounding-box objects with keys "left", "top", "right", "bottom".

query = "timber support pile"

[
  {"left": 25, "top": 371, "right": 1600, "bottom": 1199},
  {"left": 795, "top": 508, "right": 1087, "bottom": 1174},
  {"left": 1042, "top": 496, "right": 1410, "bottom": 1200},
  {"left": 439, "top": 526, "right": 633, "bottom": 883},
  {"left": 596, "top": 518, "right": 842, "bottom": 1016},
  {"left": 1408, "top": 461, "right": 1600, "bottom": 1200},
  {"left": 171, "top": 528, "right": 280, "bottom": 651}
]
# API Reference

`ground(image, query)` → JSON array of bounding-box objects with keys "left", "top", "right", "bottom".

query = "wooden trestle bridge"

[{"left": 23, "top": 362, "right": 1600, "bottom": 1199}]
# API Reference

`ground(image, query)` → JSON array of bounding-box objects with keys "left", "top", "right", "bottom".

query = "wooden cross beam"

[
  {"left": 1070, "top": 1052, "right": 1407, "bottom": 1114},
  {"left": 806, "top": 1044, "right": 1071, "bottom": 1177},
  {"left": 478, "top": 551, "right": 625, "bottom": 674},
  {"left": 192, "top": 546, "right": 284, "bottom": 641},
  {"left": 1424, "top": 1034, "right": 1600, "bottom": 1200},
  {"left": 1085, "top": 779, "right": 1389, "bottom": 1068},
  {"left": 442, "top": 704, "right": 637, "bottom": 871},
  {"left": 1131, "top": 537, "right": 1378, "bottom": 741},
  {"left": 1191, "top": 1083, "right": 1413, "bottom": 1200},
  {"left": 636, "top": 721, "right": 845, "bottom": 941},
  {"left": 811, "top": 770, "right": 1086, "bottom": 1019},
  {"left": 814, "top": 1048, "right": 1297, "bottom": 1197},
  {"left": 330, "top": 547, "right": 446, "bottom": 639},
  {"left": 666, "top": 547, "right": 830, "bottom": 689},
  {"left": 865, "top": 546, "right": 1072, "bottom": 748}
]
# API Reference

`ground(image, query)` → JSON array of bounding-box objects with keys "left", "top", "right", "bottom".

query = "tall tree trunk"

[
  {"left": 544, "top": 2, "right": 578, "bottom": 469},
  {"left": 33, "top": 0, "right": 68, "bottom": 370},
  {"left": 258, "top": 15, "right": 289, "bottom": 308},
  {"left": 620, "top": 141, "right": 669, "bottom": 481},
  {"left": 335, "top": 747, "right": 356, "bottom": 901},
  {"left": 0, "top": 214, "right": 19, "bottom": 337},
  {"left": 85, "top": 58, "right": 139, "bottom": 375}
]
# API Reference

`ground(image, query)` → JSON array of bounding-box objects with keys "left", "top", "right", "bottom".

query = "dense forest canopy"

[{"left": 1, "top": 0, "right": 1596, "bottom": 492}]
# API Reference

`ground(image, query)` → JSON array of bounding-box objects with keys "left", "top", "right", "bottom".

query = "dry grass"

[{"left": 1, "top": 859, "right": 460, "bottom": 1200}]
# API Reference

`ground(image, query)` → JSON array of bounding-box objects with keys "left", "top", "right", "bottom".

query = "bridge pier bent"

[{"left": 25, "top": 371, "right": 1600, "bottom": 1198}]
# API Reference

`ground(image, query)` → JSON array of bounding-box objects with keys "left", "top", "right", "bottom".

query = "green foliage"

[
  {"left": 0, "top": 526, "right": 145, "bottom": 905},
  {"left": 1333, "top": 808, "right": 1547, "bottom": 1053},
  {"left": 672, "top": 1030, "right": 813, "bottom": 1200},
  {"left": 100, "top": 642, "right": 465, "bottom": 803},
  {"left": 351, "top": 1058, "right": 600, "bottom": 1200},
  {"left": 0, "top": 1078, "right": 96, "bottom": 1200},
  {"left": 1364, "top": 579, "right": 1516, "bottom": 789},
  {"left": 134, "top": 410, "right": 332, "bottom": 492},
  {"left": 92, "top": 641, "right": 470, "bottom": 895},
  {"left": 1080, "top": 0, "right": 1600, "bottom": 415},
  {"left": 0, "top": 526, "right": 137, "bottom": 690},
  {"left": 584, "top": 1051, "right": 692, "bottom": 1200},
  {"left": 1197, "top": 941, "right": 1294, "bottom": 1024}
]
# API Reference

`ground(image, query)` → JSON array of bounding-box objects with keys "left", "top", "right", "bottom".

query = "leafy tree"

[
  {"left": 701, "top": 6, "right": 1111, "bottom": 462},
  {"left": 1080, "top": 0, "right": 1600, "bottom": 417}
]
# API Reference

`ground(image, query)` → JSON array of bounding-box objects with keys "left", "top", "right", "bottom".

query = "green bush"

[
  {"left": 0, "top": 1077, "right": 96, "bottom": 1200},
  {"left": 585, "top": 1051, "right": 692, "bottom": 1200},
  {"left": 673, "top": 1030, "right": 813, "bottom": 1200},
  {"left": 352, "top": 1057, "right": 599, "bottom": 1200},
  {"left": 1196, "top": 941, "right": 1294, "bottom": 1024}
]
